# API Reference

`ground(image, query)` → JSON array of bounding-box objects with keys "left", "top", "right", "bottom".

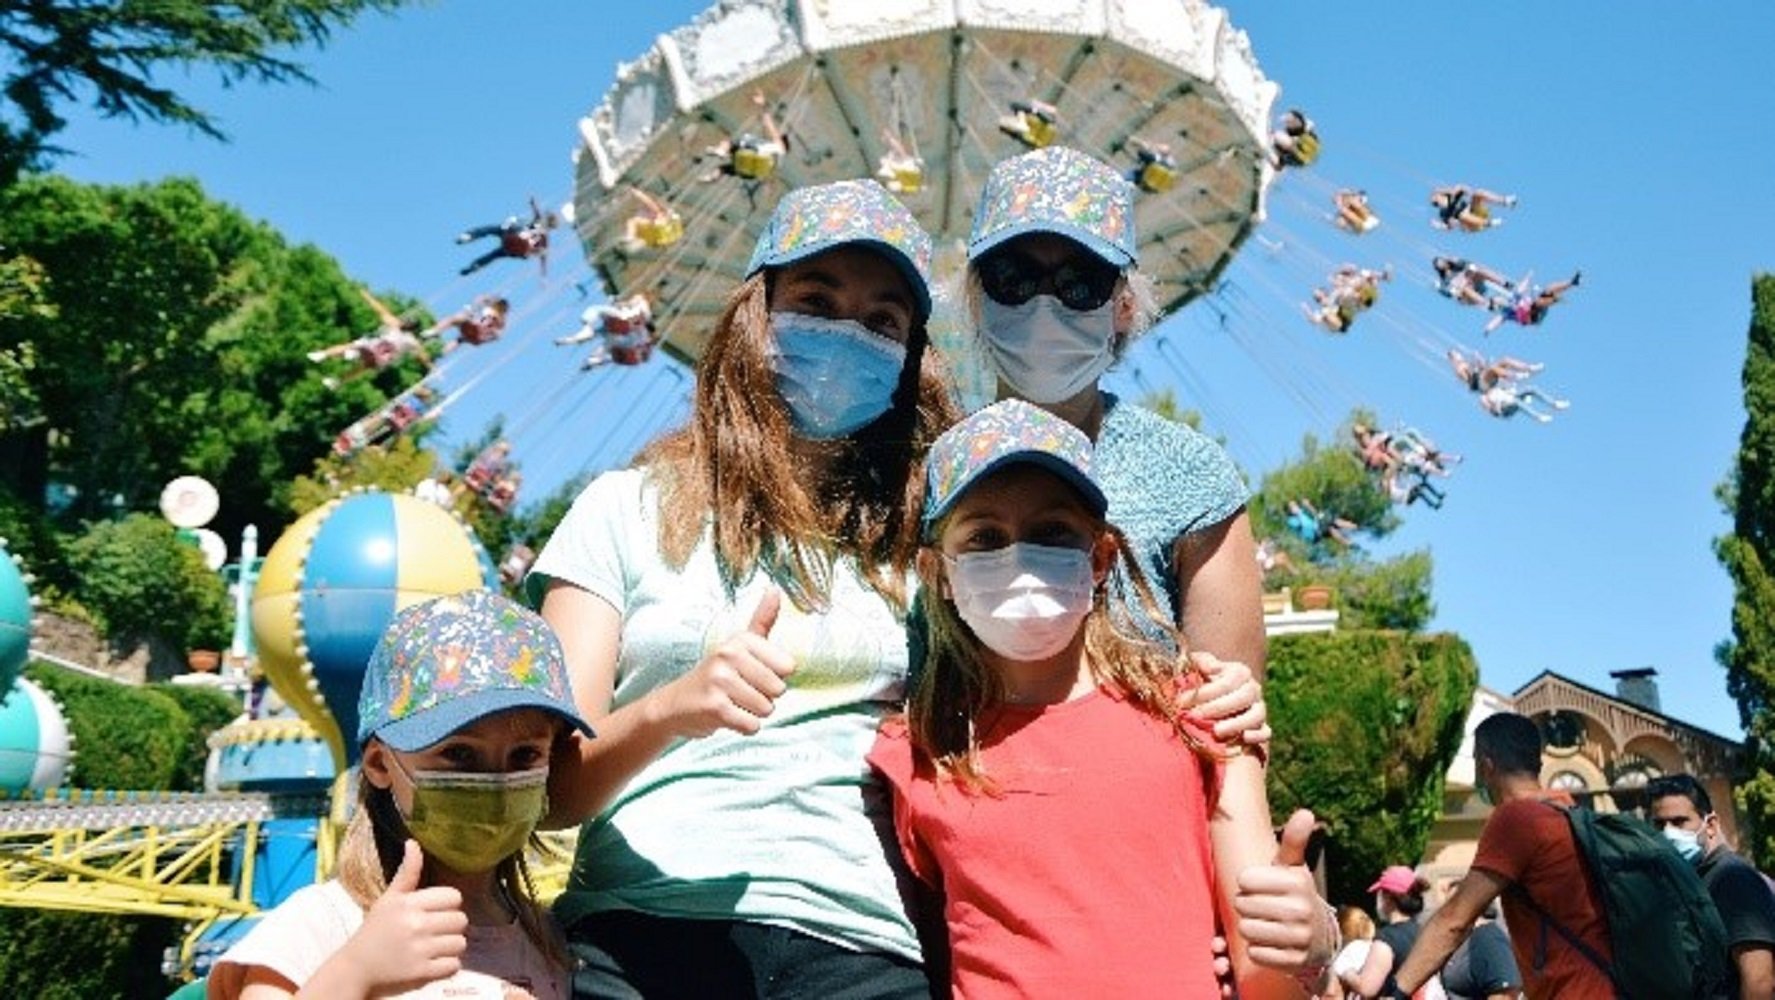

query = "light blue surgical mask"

[
  {"left": 1663, "top": 825, "right": 1703, "bottom": 864},
  {"left": 770, "top": 311, "right": 907, "bottom": 439}
]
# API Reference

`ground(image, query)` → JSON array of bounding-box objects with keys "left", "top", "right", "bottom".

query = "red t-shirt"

[
  {"left": 1471, "top": 791, "right": 1614, "bottom": 1000},
  {"left": 867, "top": 688, "right": 1224, "bottom": 999}
]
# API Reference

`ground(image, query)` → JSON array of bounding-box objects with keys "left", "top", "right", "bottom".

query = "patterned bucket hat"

[
  {"left": 923, "top": 398, "right": 1107, "bottom": 535},
  {"left": 968, "top": 146, "right": 1139, "bottom": 268},
  {"left": 357, "top": 590, "right": 594, "bottom": 751},
  {"left": 747, "top": 179, "right": 934, "bottom": 324}
]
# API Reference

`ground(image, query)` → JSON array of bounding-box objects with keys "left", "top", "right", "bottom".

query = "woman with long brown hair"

[{"left": 530, "top": 179, "right": 956, "bottom": 998}]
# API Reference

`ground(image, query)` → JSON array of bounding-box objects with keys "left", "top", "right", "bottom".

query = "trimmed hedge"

[
  {"left": 150, "top": 682, "right": 245, "bottom": 792},
  {"left": 24, "top": 664, "right": 188, "bottom": 789},
  {"left": 1266, "top": 630, "right": 1478, "bottom": 904},
  {"left": 0, "top": 907, "right": 178, "bottom": 1000}
]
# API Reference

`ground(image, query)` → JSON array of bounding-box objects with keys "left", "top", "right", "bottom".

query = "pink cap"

[{"left": 1367, "top": 865, "right": 1423, "bottom": 895}]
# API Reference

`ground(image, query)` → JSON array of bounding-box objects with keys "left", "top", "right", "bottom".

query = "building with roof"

[{"left": 1421, "top": 668, "right": 1745, "bottom": 885}]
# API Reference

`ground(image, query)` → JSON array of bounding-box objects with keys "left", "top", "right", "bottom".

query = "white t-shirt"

[
  {"left": 206, "top": 880, "right": 567, "bottom": 999},
  {"left": 527, "top": 466, "right": 920, "bottom": 960}
]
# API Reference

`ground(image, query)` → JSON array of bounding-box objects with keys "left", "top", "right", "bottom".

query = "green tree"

[
  {"left": 0, "top": 175, "right": 428, "bottom": 542},
  {"left": 1251, "top": 411, "right": 1435, "bottom": 631},
  {"left": 64, "top": 514, "right": 232, "bottom": 657},
  {"left": 1266, "top": 631, "right": 1478, "bottom": 904},
  {"left": 287, "top": 434, "right": 442, "bottom": 516},
  {"left": 1720, "top": 274, "right": 1775, "bottom": 865},
  {"left": 0, "top": 1, "right": 414, "bottom": 184}
]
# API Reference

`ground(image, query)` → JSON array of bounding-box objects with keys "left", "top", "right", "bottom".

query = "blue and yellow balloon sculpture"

[{"left": 251, "top": 491, "right": 497, "bottom": 768}]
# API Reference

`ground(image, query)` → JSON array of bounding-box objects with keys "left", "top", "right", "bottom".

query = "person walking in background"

[
  {"left": 1392, "top": 712, "right": 1614, "bottom": 998},
  {"left": 1648, "top": 773, "right": 1775, "bottom": 999}
]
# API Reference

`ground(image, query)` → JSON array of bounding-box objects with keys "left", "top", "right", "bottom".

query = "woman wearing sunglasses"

[{"left": 961, "top": 145, "right": 1268, "bottom": 678}]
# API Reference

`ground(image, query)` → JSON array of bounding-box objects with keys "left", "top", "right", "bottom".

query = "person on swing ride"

[
  {"left": 1271, "top": 108, "right": 1320, "bottom": 168},
  {"left": 700, "top": 90, "right": 790, "bottom": 183},
  {"left": 1332, "top": 189, "right": 1379, "bottom": 233},
  {"left": 1484, "top": 270, "right": 1582, "bottom": 334},
  {"left": 617, "top": 188, "right": 684, "bottom": 253},
  {"left": 876, "top": 127, "right": 925, "bottom": 195},
  {"left": 1433, "top": 256, "right": 1513, "bottom": 309},
  {"left": 1430, "top": 184, "right": 1517, "bottom": 232},
  {"left": 308, "top": 287, "right": 434, "bottom": 388},
  {"left": 555, "top": 295, "right": 659, "bottom": 371},
  {"left": 1128, "top": 135, "right": 1179, "bottom": 194},
  {"left": 1304, "top": 265, "right": 1389, "bottom": 334},
  {"left": 432, "top": 295, "right": 510, "bottom": 355},
  {"left": 998, "top": 97, "right": 1060, "bottom": 149},
  {"left": 457, "top": 196, "right": 556, "bottom": 277}
]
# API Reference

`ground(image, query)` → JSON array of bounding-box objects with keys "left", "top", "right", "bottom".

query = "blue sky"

[{"left": 49, "top": 2, "right": 1775, "bottom": 738}]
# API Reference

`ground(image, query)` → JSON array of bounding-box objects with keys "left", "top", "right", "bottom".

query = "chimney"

[{"left": 1610, "top": 668, "right": 1661, "bottom": 713}]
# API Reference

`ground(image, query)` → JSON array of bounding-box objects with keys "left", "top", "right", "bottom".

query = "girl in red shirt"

[{"left": 869, "top": 398, "right": 1338, "bottom": 999}]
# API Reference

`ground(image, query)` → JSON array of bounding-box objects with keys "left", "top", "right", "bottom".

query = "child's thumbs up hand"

[
  {"left": 654, "top": 588, "right": 796, "bottom": 739},
  {"left": 1234, "top": 810, "right": 1336, "bottom": 972},
  {"left": 337, "top": 839, "right": 469, "bottom": 993}
]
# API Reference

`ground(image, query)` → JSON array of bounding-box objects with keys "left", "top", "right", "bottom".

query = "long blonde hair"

[
  {"left": 337, "top": 738, "right": 567, "bottom": 970},
  {"left": 639, "top": 271, "right": 958, "bottom": 612},
  {"left": 907, "top": 516, "right": 1219, "bottom": 793}
]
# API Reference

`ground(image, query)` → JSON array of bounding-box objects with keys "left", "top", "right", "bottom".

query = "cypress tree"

[{"left": 1719, "top": 274, "right": 1775, "bottom": 863}]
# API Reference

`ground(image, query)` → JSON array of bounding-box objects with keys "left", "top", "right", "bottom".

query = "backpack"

[{"left": 1509, "top": 801, "right": 1731, "bottom": 999}]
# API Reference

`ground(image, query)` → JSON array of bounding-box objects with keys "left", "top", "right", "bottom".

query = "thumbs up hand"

[
  {"left": 334, "top": 840, "right": 469, "bottom": 994},
  {"left": 656, "top": 589, "right": 797, "bottom": 738},
  {"left": 1234, "top": 809, "right": 1338, "bottom": 973}
]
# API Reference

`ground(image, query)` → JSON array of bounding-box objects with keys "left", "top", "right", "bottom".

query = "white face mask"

[
  {"left": 946, "top": 543, "right": 1094, "bottom": 661},
  {"left": 980, "top": 294, "right": 1116, "bottom": 404}
]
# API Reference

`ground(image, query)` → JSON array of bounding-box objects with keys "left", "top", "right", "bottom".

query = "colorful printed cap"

[
  {"left": 747, "top": 180, "right": 934, "bottom": 324},
  {"left": 924, "top": 399, "right": 1107, "bottom": 535},
  {"left": 357, "top": 590, "right": 594, "bottom": 751},
  {"left": 969, "top": 146, "right": 1138, "bottom": 268}
]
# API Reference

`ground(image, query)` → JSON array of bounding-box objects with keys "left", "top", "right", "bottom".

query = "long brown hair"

[
  {"left": 906, "top": 519, "right": 1219, "bottom": 793},
  {"left": 639, "top": 270, "right": 958, "bottom": 612},
  {"left": 337, "top": 741, "right": 568, "bottom": 970}
]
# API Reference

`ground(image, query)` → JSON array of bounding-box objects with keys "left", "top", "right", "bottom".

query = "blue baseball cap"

[
  {"left": 923, "top": 399, "right": 1107, "bottom": 537},
  {"left": 747, "top": 180, "right": 934, "bottom": 324},
  {"left": 357, "top": 590, "right": 594, "bottom": 752},
  {"left": 969, "top": 146, "right": 1139, "bottom": 268}
]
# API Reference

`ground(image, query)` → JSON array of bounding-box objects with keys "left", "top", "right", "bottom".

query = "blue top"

[{"left": 1094, "top": 393, "right": 1248, "bottom": 633}]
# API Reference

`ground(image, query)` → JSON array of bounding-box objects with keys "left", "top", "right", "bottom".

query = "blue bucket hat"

[
  {"left": 923, "top": 399, "right": 1108, "bottom": 537},
  {"left": 358, "top": 590, "right": 594, "bottom": 752},
  {"left": 747, "top": 180, "right": 934, "bottom": 324},
  {"left": 968, "top": 146, "right": 1139, "bottom": 268}
]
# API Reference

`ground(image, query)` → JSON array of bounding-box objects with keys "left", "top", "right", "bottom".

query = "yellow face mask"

[{"left": 392, "top": 760, "right": 549, "bottom": 874}]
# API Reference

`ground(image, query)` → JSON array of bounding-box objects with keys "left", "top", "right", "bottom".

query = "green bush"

[
  {"left": 0, "top": 908, "right": 178, "bottom": 1000},
  {"left": 150, "top": 682, "right": 244, "bottom": 792},
  {"left": 1266, "top": 630, "right": 1478, "bottom": 904},
  {"left": 64, "top": 513, "right": 232, "bottom": 652},
  {"left": 25, "top": 663, "right": 189, "bottom": 789}
]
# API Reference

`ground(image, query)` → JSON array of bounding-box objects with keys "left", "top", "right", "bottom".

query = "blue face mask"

[
  {"left": 1663, "top": 825, "right": 1703, "bottom": 864},
  {"left": 770, "top": 312, "right": 908, "bottom": 439}
]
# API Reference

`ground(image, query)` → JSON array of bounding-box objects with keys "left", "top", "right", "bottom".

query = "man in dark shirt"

[
  {"left": 1648, "top": 773, "right": 1775, "bottom": 1000},
  {"left": 1441, "top": 902, "right": 1521, "bottom": 1000}
]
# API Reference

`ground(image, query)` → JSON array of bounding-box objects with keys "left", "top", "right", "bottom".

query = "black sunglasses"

[{"left": 976, "top": 248, "right": 1121, "bottom": 312}]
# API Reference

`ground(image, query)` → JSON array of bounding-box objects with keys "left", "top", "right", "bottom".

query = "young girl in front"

[
  {"left": 208, "top": 590, "right": 595, "bottom": 1000},
  {"left": 868, "top": 399, "right": 1337, "bottom": 999}
]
